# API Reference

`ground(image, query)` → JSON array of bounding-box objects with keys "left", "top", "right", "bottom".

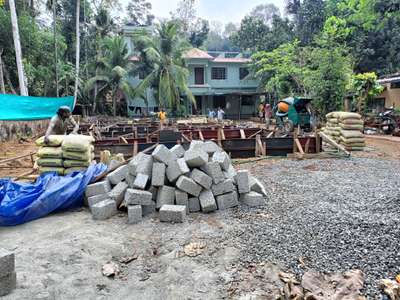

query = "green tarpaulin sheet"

[{"left": 0, "top": 94, "right": 74, "bottom": 121}]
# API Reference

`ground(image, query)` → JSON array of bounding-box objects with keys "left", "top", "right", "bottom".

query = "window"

[
  {"left": 391, "top": 82, "right": 400, "bottom": 89},
  {"left": 241, "top": 95, "right": 254, "bottom": 106},
  {"left": 213, "top": 95, "right": 226, "bottom": 108},
  {"left": 211, "top": 67, "right": 227, "bottom": 80},
  {"left": 138, "top": 70, "right": 146, "bottom": 80},
  {"left": 239, "top": 68, "right": 249, "bottom": 80}
]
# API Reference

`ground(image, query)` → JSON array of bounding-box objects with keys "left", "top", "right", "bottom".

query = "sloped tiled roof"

[
  {"left": 213, "top": 57, "right": 251, "bottom": 63},
  {"left": 183, "top": 48, "right": 214, "bottom": 59}
]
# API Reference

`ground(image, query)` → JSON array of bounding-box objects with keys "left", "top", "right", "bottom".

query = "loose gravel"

[{"left": 232, "top": 157, "right": 400, "bottom": 298}]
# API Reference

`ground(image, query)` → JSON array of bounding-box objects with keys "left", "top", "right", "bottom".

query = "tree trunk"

[
  {"left": 9, "top": 0, "right": 28, "bottom": 96},
  {"left": 2, "top": 63, "right": 17, "bottom": 94},
  {"left": 73, "top": 0, "right": 80, "bottom": 106},
  {"left": 113, "top": 89, "right": 117, "bottom": 117},
  {"left": 0, "top": 49, "right": 5, "bottom": 94},
  {"left": 53, "top": 0, "right": 59, "bottom": 97}
]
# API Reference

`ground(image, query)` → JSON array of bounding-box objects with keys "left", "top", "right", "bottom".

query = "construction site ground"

[{"left": 1, "top": 135, "right": 399, "bottom": 298}]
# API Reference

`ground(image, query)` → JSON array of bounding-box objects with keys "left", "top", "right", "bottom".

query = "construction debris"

[{"left": 85, "top": 140, "right": 267, "bottom": 223}]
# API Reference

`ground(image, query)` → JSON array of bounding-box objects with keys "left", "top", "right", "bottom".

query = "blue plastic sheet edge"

[{"left": 0, "top": 163, "right": 107, "bottom": 226}]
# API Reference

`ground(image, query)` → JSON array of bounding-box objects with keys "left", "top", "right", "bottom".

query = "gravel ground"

[{"left": 232, "top": 157, "right": 400, "bottom": 297}]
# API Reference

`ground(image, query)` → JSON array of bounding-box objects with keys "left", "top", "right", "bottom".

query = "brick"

[
  {"left": 125, "top": 173, "right": 136, "bottom": 188},
  {"left": 108, "top": 181, "right": 128, "bottom": 207},
  {"left": 166, "top": 158, "right": 190, "bottom": 182},
  {"left": 170, "top": 144, "right": 186, "bottom": 158},
  {"left": 125, "top": 189, "right": 153, "bottom": 205},
  {"left": 175, "top": 190, "right": 189, "bottom": 213},
  {"left": 142, "top": 202, "right": 156, "bottom": 216},
  {"left": 0, "top": 272, "right": 16, "bottom": 297},
  {"left": 188, "top": 197, "right": 201, "bottom": 212},
  {"left": 211, "top": 179, "right": 234, "bottom": 196},
  {"left": 152, "top": 144, "right": 174, "bottom": 165},
  {"left": 91, "top": 199, "right": 117, "bottom": 220},
  {"left": 199, "top": 189, "right": 217, "bottom": 213},
  {"left": 189, "top": 140, "right": 204, "bottom": 151},
  {"left": 128, "top": 153, "right": 153, "bottom": 176},
  {"left": 87, "top": 193, "right": 109, "bottom": 210},
  {"left": 0, "top": 248, "right": 14, "bottom": 276},
  {"left": 85, "top": 180, "right": 111, "bottom": 198},
  {"left": 201, "top": 162, "right": 225, "bottom": 184},
  {"left": 184, "top": 149, "right": 208, "bottom": 168},
  {"left": 156, "top": 185, "right": 175, "bottom": 209},
  {"left": 176, "top": 176, "right": 202, "bottom": 197},
  {"left": 190, "top": 168, "right": 212, "bottom": 190},
  {"left": 212, "top": 151, "right": 230, "bottom": 171},
  {"left": 133, "top": 173, "right": 149, "bottom": 190},
  {"left": 237, "top": 170, "right": 250, "bottom": 194},
  {"left": 151, "top": 162, "right": 166, "bottom": 187},
  {"left": 159, "top": 205, "right": 186, "bottom": 223},
  {"left": 128, "top": 205, "right": 142, "bottom": 224},
  {"left": 216, "top": 192, "right": 239, "bottom": 210},
  {"left": 249, "top": 176, "right": 267, "bottom": 196},
  {"left": 106, "top": 165, "right": 128, "bottom": 185},
  {"left": 240, "top": 192, "right": 266, "bottom": 207},
  {"left": 203, "top": 141, "right": 219, "bottom": 154}
]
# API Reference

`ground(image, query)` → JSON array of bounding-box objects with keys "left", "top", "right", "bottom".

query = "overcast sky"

[{"left": 119, "top": 0, "right": 286, "bottom": 25}]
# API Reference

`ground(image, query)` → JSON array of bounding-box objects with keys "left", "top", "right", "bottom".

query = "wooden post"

[
  {"left": 240, "top": 129, "right": 246, "bottom": 139},
  {"left": 0, "top": 49, "right": 5, "bottom": 94},
  {"left": 305, "top": 138, "right": 311, "bottom": 153},
  {"left": 293, "top": 130, "right": 298, "bottom": 153},
  {"left": 199, "top": 130, "right": 204, "bottom": 141},
  {"left": 315, "top": 129, "right": 321, "bottom": 153},
  {"left": 133, "top": 140, "right": 138, "bottom": 156}
]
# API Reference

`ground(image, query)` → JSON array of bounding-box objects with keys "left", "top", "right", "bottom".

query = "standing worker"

[
  {"left": 158, "top": 108, "right": 167, "bottom": 129},
  {"left": 217, "top": 107, "right": 225, "bottom": 122},
  {"left": 258, "top": 101, "right": 265, "bottom": 122},
  {"left": 44, "top": 106, "right": 79, "bottom": 144},
  {"left": 264, "top": 102, "right": 272, "bottom": 128}
]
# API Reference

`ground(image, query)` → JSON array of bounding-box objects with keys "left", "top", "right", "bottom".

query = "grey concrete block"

[
  {"left": 211, "top": 179, "right": 235, "bottom": 196},
  {"left": 108, "top": 159, "right": 121, "bottom": 171},
  {"left": 166, "top": 158, "right": 190, "bottom": 182},
  {"left": 223, "top": 164, "right": 237, "bottom": 183},
  {"left": 0, "top": 248, "right": 14, "bottom": 276},
  {"left": 106, "top": 165, "right": 128, "bottom": 185},
  {"left": 199, "top": 189, "right": 217, "bottom": 213},
  {"left": 125, "top": 173, "right": 136, "bottom": 188},
  {"left": 184, "top": 149, "right": 208, "bottom": 168},
  {"left": 176, "top": 176, "right": 202, "bottom": 197},
  {"left": 188, "top": 197, "right": 201, "bottom": 212},
  {"left": 151, "top": 162, "right": 166, "bottom": 187},
  {"left": 0, "top": 272, "right": 16, "bottom": 297},
  {"left": 91, "top": 199, "right": 117, "bottom": 220},
  {"left": 156, "top": 185, "right": 175, "bottom": 209},
  {"left": 159, "top": 205, "right": 186, "bottom": 223},
  {"left": 240, "top": 192, "right": 266, "bottom": 207},
  {"left": 190, "top": 168, "right": 212, "bottom": 190},
  {"left": 128, "top": 153, "right": 153, "bottom": 176},
  {"left": 189, "top": 140, "right": 204, "bottom": 151},
  {"left": 87, "top": 193, "right": 109, "bottom": 209},
  {"left": 249, "top": 176, "right": 267, "bottom": 196},
  {"left": 212, "top": 151, "right": 230, "bottom": 171},
  {"left": 108, "top": 181, "right": 128, "bottom": 207},
  {"left": 152, "top": 144, "right": 174, "bottom": 165},
  {"left": 85, "top": 180, "right": 111, "bottom": 198},
  {"left": 237, "top": 170, "right": 250, "bottom": 194},
  {"left": 170, "top": 144, "right": 186, "bottom": 158},
  {"left": 216, "top": 192, "right": 239, "bottom": 210},
  {"left": 142, "top": 202, "right": 156, "bottom": 216},
  {"left": 203, "top": 141, "right": 220, "bottom": 154},
  {"left": 128, "top": 205, "right": 142, "bottom": 224},
  {"left": 175, "top": 190, "right": 189, "bottom": 213},
  {"left": 125, "top": 189, "right": 153, "bottom": 205},
  {"left": 133, "top": 173, "right": 149, "bottom": 190},
  {"left": 201, "top": 162, "right": 225, "bottom": 184}
]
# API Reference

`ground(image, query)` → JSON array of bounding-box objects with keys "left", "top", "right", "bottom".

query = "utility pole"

[
  {"left": 9, "top": 0, "right": 28, "bottom": 96},
  {"left": 73, "top": 0, "right": 80, "bottom": 106},
  {"left": 53, "top": 0, "right": 59, "bottom": 97},
  {"left": 0, "top": 49, "right": 6, "bottom": 94}
]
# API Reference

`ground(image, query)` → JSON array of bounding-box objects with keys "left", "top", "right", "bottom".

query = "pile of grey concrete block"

[
  {"left": 85, "top": 140, "right": 267, "bottom": 224},
  {"left": 0, "top": 248, "right": 16, "bottom": 296}
]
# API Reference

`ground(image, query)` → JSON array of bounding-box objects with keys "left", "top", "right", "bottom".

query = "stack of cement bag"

[
  {"left": 36, "top": 135, "right": 65, "bottom": 175},
  {"left": 85, "top": 140, "right": 267, "bottom": 224},
  {"left": 324, "top": 113, "right": 341, "bottom": 142},
  {"left": 62, "top": 135, "right": 95, "bottom": 175},
  {"left": 338, "top": 112, "right": 365, "bottom": 151}
]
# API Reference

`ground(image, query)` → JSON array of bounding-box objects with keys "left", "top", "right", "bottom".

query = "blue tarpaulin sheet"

[
  {"left": 0, "top": 94, "right": 74, "bottom": 121},
  {"left": 0, "top": 163, "right": 107, "bottom": 226}
]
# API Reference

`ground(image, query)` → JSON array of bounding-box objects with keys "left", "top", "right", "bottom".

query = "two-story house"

[{"left": 123, "top": 25, "right": 262, "bottom": 119}]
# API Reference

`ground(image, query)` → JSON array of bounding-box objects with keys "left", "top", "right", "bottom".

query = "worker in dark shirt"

[{"left": 44, "top": 106, "right": 79, "bottom": 144}]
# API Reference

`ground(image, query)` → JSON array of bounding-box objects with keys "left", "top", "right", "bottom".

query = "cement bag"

[
  {"left": 35, "top": 135, "right": 65, "bottom": 147},
  {"left": 340, "top": 137, "right": 365, "bottom": 144},
  {"left": 63, "top": 160, "right": 91, "bottom": 168},
  {"left": 63, "top": 149, "right": 92, "bottom": 161},
  {"left": 344, "top": 146, "right": 364, "bottom": 151},
  {"left": 340, "top": 130, "right": 364, "bottom": 139},
  {"left": 340, "top": 124, "right": 364, "bottom": 131},
  {"left": 37, "top": 147, "right": 63, "bottom": 158},
  {"left": 341, "top": 119, "right": 364, "bottom": 125},
  {"left": 326, "top": 112, "right": 341, "bottom": 119},
  {"left": 62, "top": 135, "right": 94, "bottom": 152},
  {"left": 341, "top": 142, "right": 366, "bottom": 147},
  {"left": 37, "top": 158, "right": 63, "bottom": 167},
  {"left": 39, "top": 167, "right": 65, "bottom": 175},
  {"left": 64, "top": 167, "right": 87, "bottom": 175},
  {"left": 326, "top": 129, "right": 340, "bottom": 137},
  {"left": 337, "top": 112, "right": 361, "bottom": 120}
]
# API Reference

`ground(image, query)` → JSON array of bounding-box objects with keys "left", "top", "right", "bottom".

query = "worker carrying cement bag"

[{"left": 44, "top": 106, "right": 79, "bottom": 144}]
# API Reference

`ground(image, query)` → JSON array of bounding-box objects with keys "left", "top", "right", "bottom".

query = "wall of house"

[{"left": 379, "top": 83, "right": 400, "bottom": 108}]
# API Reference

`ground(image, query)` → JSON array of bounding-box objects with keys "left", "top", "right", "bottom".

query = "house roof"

[
  {"left": 213, "top": 57, "right": 251, "bottom": 63},
  {"left": 378, "top": 76, "right": 400, "bottom": 84},
  {"left": 183, "top": 48, "right": 214, "bottom": 59},
  {"left": 129, "top": 55, "right": 140, "bottom": 62}
]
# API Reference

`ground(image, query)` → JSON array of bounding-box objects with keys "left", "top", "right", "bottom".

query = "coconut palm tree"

[
  {"left": 85, "top": 36, "right": 133, "bottom": 116},
  {"left": 132, "top": 20, "right": 195, "bottom": 115}
]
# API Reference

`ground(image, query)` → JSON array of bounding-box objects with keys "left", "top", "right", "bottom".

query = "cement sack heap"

[
  {"left": 85, "top": 140, "right": 267, "bottom": 224},
  {"left": 36, "top": 135, "right": 95, "bottom": 175}
]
